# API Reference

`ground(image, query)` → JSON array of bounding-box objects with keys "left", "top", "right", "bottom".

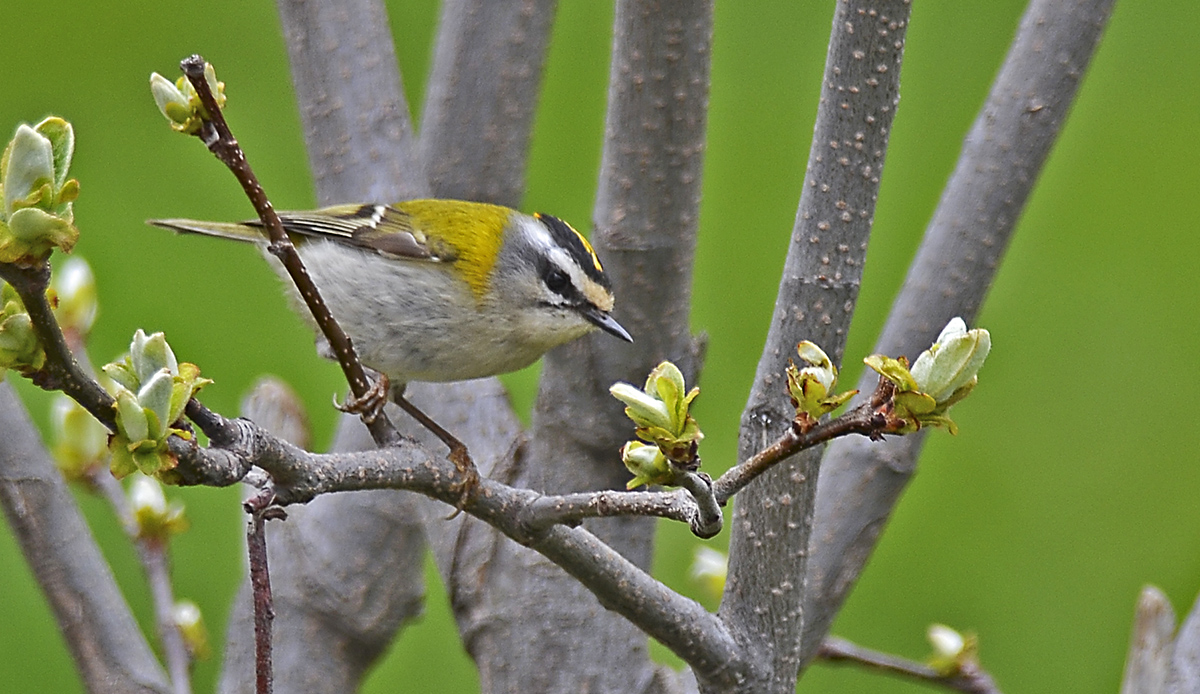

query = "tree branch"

[
  {"left": 1121, "top": 586, "right": 1175, "bottom": 694},
  {"left": 818, "top": 636, "right": 1002, "bottom": 694},
  {"left": 418, "top": 0, "right": 558, "bottom": 204},
  {"left": 454, "top": 0, "right": 713, "bottom": 689},
  {"left": 274, "top": 0, "right": 429, "bottom": 204},
  {"left": 0, "top": 384, "right": 171, "bottom": 694},
  {"left": 799, "top": 0, "right": 1118, "bottom": 664},
  {"left": 719, "top": 3, "right": 911, "bottom": 691}
]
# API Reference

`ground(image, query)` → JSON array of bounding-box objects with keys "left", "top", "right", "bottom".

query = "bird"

[{"left": 149, "top": 199, "right": 633, "bottom": 392}]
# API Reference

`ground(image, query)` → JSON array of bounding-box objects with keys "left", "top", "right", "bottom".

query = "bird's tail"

[{"left": 146, "top": 218, "right": 268, "bottom": 244}]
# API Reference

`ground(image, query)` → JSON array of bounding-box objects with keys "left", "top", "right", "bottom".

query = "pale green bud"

[
  {"left": 150, "top": 73, "right": 192, "bottom": 127},
  {"left": 609, "top": 382, "right": 674, "bottom": 433},
  {"left": 787, "top": 341, "right": 856, "bottom": 421},
  {"left": 2, "top": 124, "right": 54, "bottom": 217},
  {"left": 137, "top": 368, "right": 175, "bottom": 440},
  {"left": 689, "top": 546, "right": 728, "bottom": 599},
  {"left": 909, "top": 317, "right": 991, "bottom": 404},
  {"left": 925, "top": 622, "right": 979, "bottom": 675},
  {"left": 114, "top": 386, "right": 149, "bottom": 443},
  {"left": 130, "top": 329, "right": 179, "bottom": 382},
  {"left": 102, "top": 360, "right": 140, "bottom": 392},
  {"left": 52, "top": 257, "right": 97, "bottom": 335},
  {"left": 621, "top": 440, "right": 672, "bottom": 489},
  {"left": 0, "top": 117, "right": 79, "bottom": 262},
  {"left": 795, "top": 341, "right": 835, "bottom": 392},
  {"left": 172, "top": 599, "right": 210, "bottom": 660},
  {"left": 51, "top": 395, "right": 109, "bottom": 477},
  {"left": 129, "top": 473, "right": 188, "bottom": 539},
  {"left": 927, "top": 623, "right": 965, "bottom": 659}
]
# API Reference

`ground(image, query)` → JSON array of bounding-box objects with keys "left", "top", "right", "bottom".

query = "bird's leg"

[
  {"left": 338, "top": 372, "right": 479, "bottom": 514},
  {"left": 391, "top": 391, "right": 479, "bottom": 516}
]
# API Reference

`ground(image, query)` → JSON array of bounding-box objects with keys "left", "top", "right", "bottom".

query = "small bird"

[{"left": 149, "top": 199, "right": 633, "bottom": 391}]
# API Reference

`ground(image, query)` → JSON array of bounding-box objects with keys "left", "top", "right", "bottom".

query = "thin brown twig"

[
  {"left": 818, "top": 636, "right": 1003, "bottom": 694},
  {"left": 244, "top": 489, "right": 283, "bottom": 694},
  {"left": 713, "top": 379, "right": 892, "bottom": 504},
  {"left": 177, "top": 55, "right": 398, "bottom": 448}
]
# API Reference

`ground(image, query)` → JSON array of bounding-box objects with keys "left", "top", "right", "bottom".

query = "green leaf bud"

[{"left": 909, "top": 317, "right": 991, "bottom": 404}]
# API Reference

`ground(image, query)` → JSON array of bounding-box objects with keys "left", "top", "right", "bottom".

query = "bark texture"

[
  {"left": 799, "top": 0, "right": 1118, "bottom": 664},
  {"left": 718, "top": 2, "right": 911, "bottom": 691},
  {"left": 0, "top": 384, "right": 171, "bottom": 694}
]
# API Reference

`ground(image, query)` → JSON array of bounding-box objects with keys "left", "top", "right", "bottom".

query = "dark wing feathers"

[{"left": 267, "top": 204, "right": 438, "bottom": 261}]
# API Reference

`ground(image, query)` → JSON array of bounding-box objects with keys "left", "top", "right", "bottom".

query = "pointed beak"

[{"left": 581, "top": 306, "right": 633, "bottom": 343}]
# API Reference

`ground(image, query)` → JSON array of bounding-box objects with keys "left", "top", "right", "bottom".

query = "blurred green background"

[{"left": 2, "top": 1, "right": 1197, "bottom": 692}]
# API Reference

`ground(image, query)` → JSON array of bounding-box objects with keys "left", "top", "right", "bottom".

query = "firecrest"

[{"left": 150, "top": 199, "right": 632, "bottom": 388}]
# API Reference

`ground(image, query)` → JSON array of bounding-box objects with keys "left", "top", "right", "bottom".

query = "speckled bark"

[
  {"left": 1167, "top": 589, "right": 1200, "bottom": 693},
  {"left": 419, "top": 0, "right": 557, "bottom": 205},
  {"left": 461, "top": 0, "right": 713, "bottom": 690},
  {"left": 798, "top": 0, "right": 1117, "bottom": 667},
  {"left": 717, "top": 2, "right": 910, "bottom": 692},
  {"left": 276, "top": 0, "right": 429, "bottom": 204},
  {"left": 0, "top": 384, "right": 171, "bottom": 694}
]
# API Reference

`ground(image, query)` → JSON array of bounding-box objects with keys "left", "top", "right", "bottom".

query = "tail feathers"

[{"left": 147, "top": 218, "right": 268, "bottom": 244}]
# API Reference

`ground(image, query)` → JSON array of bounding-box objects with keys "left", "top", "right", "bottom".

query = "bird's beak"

[{"left": 581, "top": 306, "right": 633, "bottom": 343}]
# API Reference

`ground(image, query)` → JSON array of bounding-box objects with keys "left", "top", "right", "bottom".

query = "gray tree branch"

[
  {"left": 799, "top": 0, "right": 1117, "bottom": 665},
  {"left": 1121, "top": 586, "right": 1175, "bottom": 694},
  {"left": 463, "top": 0, "right": 713, "bottom": 689},
  {"left": 1166, "top": 587, "right": 1200, "bottom": 694},
  {"left": 419, "top": 0, "right": 558, "bottom": 204},
  {"left": 0, "top": 384, "right": 171, "bottom": 694},
  {"left": 275, "top": 0, "right": 429, "bottom": 204},
  {"left": 718, "top": 3, "right": 911, "bottom": 691}
]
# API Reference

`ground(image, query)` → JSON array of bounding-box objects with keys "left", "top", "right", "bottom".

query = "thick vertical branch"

[
  {"left": 717, "top": 3, "right": 910, "bottom": 691},
  {"left": 275, "top": 0, "right": 429, "bottom": 204},
  {"left": 1167, "top": 588, "right": 1200, "bottom": 693},
  {"left": 419, "top": 0, "right": 558, "bottom": 204},
  {"left": 0, "top": 384, "right": 171, "bottom": 694},
  {"left": 461, "top": 0, "right": 712, "bottom": 690},
  {"left": 799, "top": 0, "right": 1117, "bottom": 665}
]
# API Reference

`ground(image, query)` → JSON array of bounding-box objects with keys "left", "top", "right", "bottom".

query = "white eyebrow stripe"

[{"left": 547, "top": 247, "right": 614, "bottom": 311}]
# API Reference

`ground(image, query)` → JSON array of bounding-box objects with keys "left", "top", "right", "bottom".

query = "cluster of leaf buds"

[
  {"left": 610, "top": 362, "right": 704, "bottom": 489},
  {"left": 102, "top": 330, "right": 211, "bottom": 479},
  {"left": 0, "top": 117, "right": 80, "bottom": 264},
  {"left": 786, "top": 340, "right": 857, "bottom": 430},
  {"left": 150, "top": 62, "right": 225, "bottom": 135},
  {"left": 865, "top": 317, "right": 991, "bottom": 434},
  {"left": 0, "top": 282, "right": 43, "bottom": 376}
]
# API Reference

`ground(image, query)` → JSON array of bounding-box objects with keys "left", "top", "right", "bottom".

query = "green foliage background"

[{"left": 2, "top": 1, "right": 1197, "bottom": 692}]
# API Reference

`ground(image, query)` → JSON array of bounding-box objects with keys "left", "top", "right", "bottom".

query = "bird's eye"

[{"left": 545, "top": 269, "right": 570, "bottom": 294}]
